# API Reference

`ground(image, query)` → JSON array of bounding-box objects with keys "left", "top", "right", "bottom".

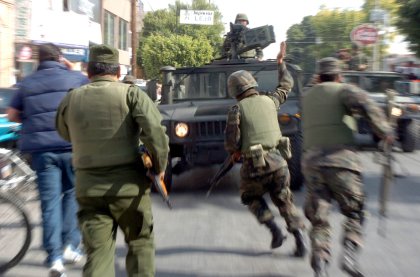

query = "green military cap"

[
  {"left": 317, "top": 57, "right": 341, "bottom": 74},
  {"left": 89, "top": 44, "right": 119, "bottom": 64}
]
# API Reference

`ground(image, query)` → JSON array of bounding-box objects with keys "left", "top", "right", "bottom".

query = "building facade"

[
  {"left": 6, "top": 0, "right": 141, "bottom": 86},
  {"left": 0, "top": 0, "right": 15, "bottom": 86}
]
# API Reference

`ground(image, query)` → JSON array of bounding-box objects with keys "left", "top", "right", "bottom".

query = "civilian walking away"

[
  {"left": 56, "top": 44, "right": 169, "bottom": 277},
  {"left": 7, "top": 43, "right": 88, "bottom": 277}
]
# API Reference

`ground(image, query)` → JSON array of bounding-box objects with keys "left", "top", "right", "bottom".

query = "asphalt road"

[{"left": 3, "top": 150, "right": 420, "bottom": 277}]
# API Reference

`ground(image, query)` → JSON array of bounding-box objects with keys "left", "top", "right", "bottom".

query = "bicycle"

[{"left": 0, "top": 148, "right": 36, "bottom": 274}]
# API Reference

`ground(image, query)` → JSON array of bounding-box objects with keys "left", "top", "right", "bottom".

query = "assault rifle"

[
  {"left": 377, "top": 89, "right": 397, "bottom": 236},
  {"left": 206, "top": 154, "right": 235, "bottom": 197},
  {"left": 140, "top": 147, "right": 172, "bottom": 209},
  {"left": 377, "top": 140, "right": 393, "bottom": 237}
]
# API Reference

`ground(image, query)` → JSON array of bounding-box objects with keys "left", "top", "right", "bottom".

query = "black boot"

[
  {"left": 265, "top": 220, "right": 286, "bottom": 249},
  {"left": 341, "top": 240, "right": 365, "bottom": 277},
  {"left": 292, "top": 229, "right": 307, "bottom": 257},
  {"left": 311, "top": 253, "right": 329, "bottom": 277}
]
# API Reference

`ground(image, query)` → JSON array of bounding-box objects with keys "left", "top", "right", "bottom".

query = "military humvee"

[
  {"left": 149, "top": 25, "right": 304, "bottom": 192},
  {"left": 341, "top": 70, "right": 419, "bottom": 152}
]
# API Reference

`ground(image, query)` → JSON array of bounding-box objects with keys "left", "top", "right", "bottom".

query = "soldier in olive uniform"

[
  {"left": 348, "top": 43, "right": 368, "bottom": 71},
  {"left": 222, "top": 13, "right": 264, "bottom": 60},
  {"left": 302, "top": 57, "right": 394, "bottom": 277},
  {"left": 56, "top": 44, "right": 169, "bottom": 277},
  {"left": 224, "top": 42, "right": 306, "bottom": 256}
]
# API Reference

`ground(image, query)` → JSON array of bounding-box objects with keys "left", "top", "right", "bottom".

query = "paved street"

[{"left": 3, "top": 150, "right": 420, "bottom": 277}]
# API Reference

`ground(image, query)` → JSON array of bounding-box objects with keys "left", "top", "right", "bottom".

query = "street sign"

[
  {"left": 179, "top": 10, "right": 214, "bottom": 25},
  {"left": 350, "top": 24, "right": 379, "bottom": 46}
]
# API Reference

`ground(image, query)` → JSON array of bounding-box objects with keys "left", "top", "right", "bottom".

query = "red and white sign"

[{"left": 350, "top": 24, "right": 379, "bottom": 46}]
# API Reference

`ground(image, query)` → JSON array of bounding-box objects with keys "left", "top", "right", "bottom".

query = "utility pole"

[{"left": 131, "top": 0, "right": 137, "bottom": 77}]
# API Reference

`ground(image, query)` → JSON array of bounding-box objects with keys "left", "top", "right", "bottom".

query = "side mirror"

[{"left": 146, "top": 80, "right": 158, "bottom": 101}]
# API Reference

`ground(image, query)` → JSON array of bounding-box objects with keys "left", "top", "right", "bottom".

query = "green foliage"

[
  {"left": 396, "top": 0, "right": 420, "bottom": 57},
  {"left": 286, "top": 9, "right": 365, "bottom": 75},
  {"left": 139, "top": 0, "right": 225, "bottom": 77},
  {"left": 362, "top": 0, "right": 399, "bottom": 23},
  {"left": 142, "top": 34, "right": 214, "bottom": 79}
]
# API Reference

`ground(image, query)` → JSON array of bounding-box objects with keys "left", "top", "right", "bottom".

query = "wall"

[
  {"left": 103, "top": 0, "right": 131, "bottom": 66},
  {"left": 0, "top": 0, "right": 15, "bottom": 86}
]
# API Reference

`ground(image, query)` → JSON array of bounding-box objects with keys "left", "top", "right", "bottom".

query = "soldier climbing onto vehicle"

[
  {"left": 349, "top": 43, "right": 368, "bottom": 71},
  {"left": 224, "top": 41, "right": 306, "bottom": 257}
]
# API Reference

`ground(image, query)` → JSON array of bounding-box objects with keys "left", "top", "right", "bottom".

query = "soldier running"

[
  {"left": 302, "top": 57, "right": 394, "bottom": 277},
  {"left": 224, "top": 42, "right": 306, "bottom": 256}
]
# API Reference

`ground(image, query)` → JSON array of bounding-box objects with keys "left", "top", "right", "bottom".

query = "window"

[
  {"left": 119, "top": 19, "right": 128, "bottom": 51},
  {"left": 104, "top": 11, "right": 115, "bottom": 47}
]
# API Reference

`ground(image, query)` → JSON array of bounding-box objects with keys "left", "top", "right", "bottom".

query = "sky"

[{"left": 143, "top": 0, "right": 411, "bottom": 59}]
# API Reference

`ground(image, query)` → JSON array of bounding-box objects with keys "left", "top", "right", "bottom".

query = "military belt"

[{"left": 242, "top": 147, "right": 277, "bottom": 159}]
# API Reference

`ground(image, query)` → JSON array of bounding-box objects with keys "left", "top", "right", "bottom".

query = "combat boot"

[
  {"left": 341, "top": 240, "right": 365, "bottom": 277},
  {"left": 292, "top": 229, "right": 307, "bottom": 257},
  {"left": 311, "top": 253, "right": 329, "bottom": 277},
  {"left": 264, "top": 220, "right": 286, "bottom": 249}
]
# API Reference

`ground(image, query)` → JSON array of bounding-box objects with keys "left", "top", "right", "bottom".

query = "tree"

[
  {"left": 139, "top": 0, "right": 225, "bottom": 78},
  {"left": 286, "top": 9, "right": 365, "bottom": 76},
  {"left": 142, "top": 34, "right": 214, "bottom": 79},
  {"left": 396, "top": 0, "right": 420, "bottom": 57}
]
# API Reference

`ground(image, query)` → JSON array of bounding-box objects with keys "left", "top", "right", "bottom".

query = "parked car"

[{"left": 0, "top": 87, "right": 20, "bottom": 149}]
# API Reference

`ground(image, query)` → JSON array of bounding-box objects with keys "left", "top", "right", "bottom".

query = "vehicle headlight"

[
  {"left": 406, "top": 104, "right": 420, "bottom": 113},
  {"left": 175, "top": 122, "right": 189, "bottom": 138},
  {"left": 391, "top": 107, "right": 403, "bottom": 117}
]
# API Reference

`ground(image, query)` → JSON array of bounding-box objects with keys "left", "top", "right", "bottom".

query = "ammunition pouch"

[
  {"left": 246, "top": 144, "right": 266, "bottom": 168},
  {"left": 277, "top": 137, "right": 292, "bottom": 160}
]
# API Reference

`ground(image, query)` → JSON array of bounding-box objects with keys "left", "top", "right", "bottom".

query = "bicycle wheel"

[{"left": 0, "top": 191, "right": 32, "bottom": 273}]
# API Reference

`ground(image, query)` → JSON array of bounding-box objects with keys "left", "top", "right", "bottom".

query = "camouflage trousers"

[
  {"left": 303, "top": 166, "right": 365, "bottom": 261},
  {"left": 240, "top": 166, "right": 305, "bottom": 232}
]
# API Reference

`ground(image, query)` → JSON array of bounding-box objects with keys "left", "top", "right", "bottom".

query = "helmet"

[
  {"left": 228, "top": 70, "right": 258, "bottom": 98},
  {"left": 235, "top": 13, "right": 249, "bottom": 25}
]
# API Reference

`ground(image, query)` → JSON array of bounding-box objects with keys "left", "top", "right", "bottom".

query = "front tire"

[{"left": 400, "top": 120, "right": 417, "bottom": 153}]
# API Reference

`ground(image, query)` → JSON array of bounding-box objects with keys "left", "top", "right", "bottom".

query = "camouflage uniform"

[
  {"left": 222, "top": 13, "right": 264, "bottom": 60},
  {"left": 302, "top": 57, "right": 392, "bottom": 275},
  {"left": 225, "top": 63, "right": 305, "bottom": 249},
  {"left": 349, "top": 44, "right": 368, "bottom": 71}
]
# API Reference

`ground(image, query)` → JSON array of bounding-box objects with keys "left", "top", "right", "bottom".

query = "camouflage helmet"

[
  {"left": 235, "top": 13, "right": 249, "bottom": 25},
  {"left": 228, "top": 70, "right": 258, "bottom": 98}
]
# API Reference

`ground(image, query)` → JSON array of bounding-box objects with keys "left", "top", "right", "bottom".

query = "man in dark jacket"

[
  {"left": 7, "top": 43, "right": 89, "bottom": 277},
  {"left": 224, "top": 42, "right": 306, "bottom": 257}
]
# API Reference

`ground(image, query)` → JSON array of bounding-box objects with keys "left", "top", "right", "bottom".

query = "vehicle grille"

[{"left": 195, "top": 121, "right": 226, "bottom": 138}]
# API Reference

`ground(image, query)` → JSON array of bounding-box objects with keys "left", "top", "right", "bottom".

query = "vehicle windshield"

[
  {"left": 342, "top": 74, "right": 405, "bottom": 94},
  {"left": 172, "top": 68, "right": 298, "bottom": 100}
]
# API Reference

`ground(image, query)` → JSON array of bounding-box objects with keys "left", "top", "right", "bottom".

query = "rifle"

[
  {"left": 206, "top": 154, "right": 235, "bottom": 197},
  {"left": 140, "top": 147, "right": 172, "bottom": 209},
  {"left": 377, "top": 140, "right": 393, "bottom": 237},
  {"left": 377, "top": 89, "right": 397, "bottom": 236}
]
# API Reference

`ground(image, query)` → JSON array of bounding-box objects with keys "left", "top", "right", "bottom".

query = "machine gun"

[{"left": 220, "top": 23, "right": 276, "bottom": 60}]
